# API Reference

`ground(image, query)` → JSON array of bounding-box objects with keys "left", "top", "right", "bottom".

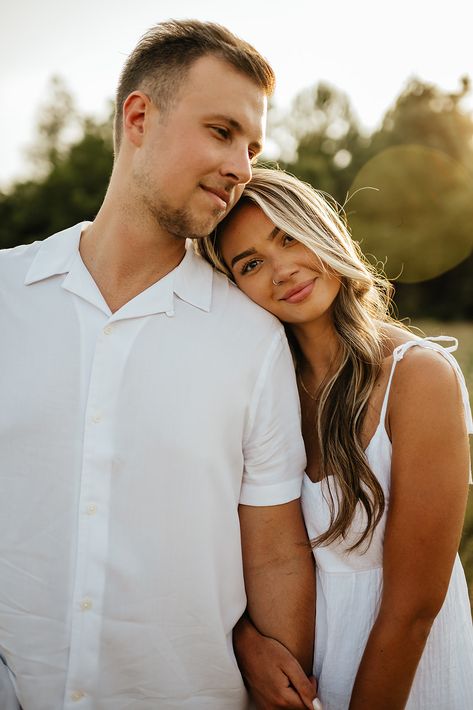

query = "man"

[{"left": 0, "top": 20, "right": 315, "bottom": 710}]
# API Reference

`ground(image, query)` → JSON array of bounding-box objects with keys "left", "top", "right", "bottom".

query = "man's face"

[{"left": 133, "top": 55, "right": 267, "bottom": 239}]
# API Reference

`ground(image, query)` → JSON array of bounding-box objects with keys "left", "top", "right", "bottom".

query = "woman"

[{"left": 196, "top": 168, "right": 473, "bottom": 710}]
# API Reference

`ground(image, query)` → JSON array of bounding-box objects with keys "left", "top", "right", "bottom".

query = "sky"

[{"left": 1, "top": 0, "right": 472, "bottom": 189}]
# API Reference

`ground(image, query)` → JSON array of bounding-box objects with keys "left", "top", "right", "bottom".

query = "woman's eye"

[
  {"left": 241, "top": 258, "right": 261, "bottom": 275},
  {"left": 282, "top": 234, "right": 296, "bottom": 246}
]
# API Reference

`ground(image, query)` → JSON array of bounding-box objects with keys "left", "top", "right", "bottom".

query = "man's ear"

[{"left": 122, "top": 91, "right": 153, "bottom": 147}]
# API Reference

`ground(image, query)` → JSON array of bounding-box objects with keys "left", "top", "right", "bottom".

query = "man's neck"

[{"left": 79, "top": 207, "right": 186, "bottom": 314}]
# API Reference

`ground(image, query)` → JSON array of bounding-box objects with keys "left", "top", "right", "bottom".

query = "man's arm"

[
  {"left": 235, "top": 328, "right": 316, "bottom": 707},
  {"left": 238, "top": 498, "right": 316, "bottom": 708}
]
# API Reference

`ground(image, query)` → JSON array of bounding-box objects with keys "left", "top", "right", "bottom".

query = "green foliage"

[
  {"left": 348, "top": 145, "right": 473, "bottom": 282},
  {"left": 0, "top": 77, "right": 114, "bottom": 249},
  {"left": 27, "top": 75, "right": 80, "bottom": 175},
  {"left": 271, "top": 82, "right": 370, "bottom": 203},
  {"left": 370, "top": 77, "right": 473, "bottom": 173}
]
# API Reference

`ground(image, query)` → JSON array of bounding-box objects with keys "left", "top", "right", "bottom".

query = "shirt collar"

[
  {"left": 24, "top": 222, "right": 87, "bottom": 285},
  {"left": 173, "top": 241, "right": 213, "bottom": 314},
  {"left": 24, "top": 223, "right": 214, "bottom": 317}
]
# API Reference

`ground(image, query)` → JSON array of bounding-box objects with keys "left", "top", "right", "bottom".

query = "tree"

[
  {"left": 347, "top": 77, "right": 473, "bottom": 319},
  {"left": 26, "top": 75, "right": 80, "bottom": 176},
  {"left": 268, "top": 82, "right": 370, "bottom": 204},
  {"left": 369, "top": 76, "right": 473, "bottom": 173},
  {"left": 0, "top": 78, "right": 114, "bottom": 249}
]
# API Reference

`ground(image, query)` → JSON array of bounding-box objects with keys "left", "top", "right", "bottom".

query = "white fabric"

[
  {"left": 302, "top": 337, "right": 473, "bottom": 710},
  {"left": 0, "top": 655, "right": 21, "bottom": 710},
  {"left": 0, "top": 223, "right": 306, "bottom": 710}
]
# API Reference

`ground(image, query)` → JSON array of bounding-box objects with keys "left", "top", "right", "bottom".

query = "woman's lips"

[{"left": 281, "top": 279, "right": 316, "bottom": 304}]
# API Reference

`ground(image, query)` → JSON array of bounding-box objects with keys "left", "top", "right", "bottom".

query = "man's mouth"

[{"left": 200, "top": 185, "right": 231, "bottom": 211}]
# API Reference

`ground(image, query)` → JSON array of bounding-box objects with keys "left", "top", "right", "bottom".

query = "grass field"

[{"left": 411, "top": 320, "right": 473, "bottom": 607}]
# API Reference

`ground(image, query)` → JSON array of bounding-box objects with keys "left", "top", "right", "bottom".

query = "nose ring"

[{"left": 272, "top": 278, "right": 281, "bottom": 286}]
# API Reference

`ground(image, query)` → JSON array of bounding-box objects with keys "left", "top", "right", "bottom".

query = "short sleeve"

[{"left": 239, "top": 329, "right": 306, "bottom": 506}]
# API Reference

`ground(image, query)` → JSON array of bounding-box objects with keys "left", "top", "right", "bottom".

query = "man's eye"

[{"left": 213, "top": 127, "right": 229, "bottom": 139}]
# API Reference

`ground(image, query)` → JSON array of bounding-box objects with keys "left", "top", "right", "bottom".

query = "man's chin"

[{"left": 189, "top": 213, "right": 226, "bottom": 239}]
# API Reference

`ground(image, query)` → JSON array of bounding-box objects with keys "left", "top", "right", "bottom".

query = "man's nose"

[{"left": 221, "top": 147, "right": 252, "bottom": 185}]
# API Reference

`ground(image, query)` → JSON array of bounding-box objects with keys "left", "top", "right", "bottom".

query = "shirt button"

[
  {"left": 103, "top": 325, "right": 113, "bottom": 335},
  {"left": 92, "top": 413, "right": 101, "bottom": 423},
  {"left": 86, "top": 503, "right": 97, "bottom": 515},
  {"left": 80, "top": 599, "right": 92, "bottom": 611},
  {"left": 71, "top": 690, "right": 85, "bottom": 701}
]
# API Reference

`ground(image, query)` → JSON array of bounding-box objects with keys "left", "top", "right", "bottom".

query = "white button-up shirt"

[{"left": 0, "top": 224, "right": 306, "bottom": 710}]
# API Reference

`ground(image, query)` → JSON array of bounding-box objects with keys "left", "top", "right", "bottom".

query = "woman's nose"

[{"left": 272, "top": 261, "right": 299, "bottom": 284}]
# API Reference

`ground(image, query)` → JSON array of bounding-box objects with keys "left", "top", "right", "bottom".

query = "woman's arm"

[{"left": 349, "top": 347, "right": 471, "bottom": 709}]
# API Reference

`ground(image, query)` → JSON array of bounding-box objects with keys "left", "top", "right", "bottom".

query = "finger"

[
  {"left": 279, "top": 686, "right": 314, "bottom": 709},
  {"left": 253, "top": 687, "right": 306, "bottom": 710},
  {"left": 283, "top": 661, "right": 317, "bottom": 708},
  {"left": 312, "top": 699, "right": 323, "bottom": 710}
]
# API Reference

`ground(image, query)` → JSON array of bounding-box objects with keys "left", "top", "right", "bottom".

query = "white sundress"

[{"left": 302, "top": 337, "right": 473, "bottom": 710}]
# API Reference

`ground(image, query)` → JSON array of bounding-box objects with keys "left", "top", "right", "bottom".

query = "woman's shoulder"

[
  {"left": 385, "top": 339, "right": 463, "bottom": 423},
  {"left": 393, "top": 344, "right": 458, "bottom": 388},
  {"left": 373, "top": 324, "right": 472, "bottom": 452},
  {"left": 379, "top": 324, "right": 456, "bottom": 376},
  {"left": 373, "top": 323, "right": 463, "bottom": 417}
]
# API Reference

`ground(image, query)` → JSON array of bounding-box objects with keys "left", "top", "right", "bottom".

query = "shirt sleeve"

[
  {"left": 0, "top": 654, "right": 20, "bottom": 710},
  {"left": 239, "top": 328, "right": 307, "bottom": 506}
]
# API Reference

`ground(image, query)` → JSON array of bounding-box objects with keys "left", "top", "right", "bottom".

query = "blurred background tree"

[
  {"left": 0, "top": 76, "right": 114, "bottom": 250},
  {"left": 271, "top": 82, "right": 370, "bottom": 200},
  {"left": 354, "top": 77, "right": 473, "bottom": 320}
]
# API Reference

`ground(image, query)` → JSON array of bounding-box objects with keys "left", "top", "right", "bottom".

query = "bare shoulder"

[
  {"left": 389, "top": 344, "right": 463, "bottom": 425},
  {"left": 379, "top": 322, "right": 458, "bottom": 386},
  {"left": 394, "top": 345, "right": 458, "bottom": 387}
]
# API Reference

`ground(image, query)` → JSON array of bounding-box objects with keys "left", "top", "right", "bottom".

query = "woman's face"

[{"left": 220, "top": 202, "right": 342, "bottom": 326}]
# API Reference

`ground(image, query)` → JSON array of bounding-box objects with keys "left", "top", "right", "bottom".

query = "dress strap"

[
  {"left": 378, "top": 349, "right": 402, "bottom": 427},
  {"left": 378, "top": 336, "right": 473, "bottom": 435}
]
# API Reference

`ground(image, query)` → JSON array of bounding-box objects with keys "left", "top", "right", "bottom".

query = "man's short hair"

[{"left": 114, "top": 19, "right": 275, "bottom": 153}]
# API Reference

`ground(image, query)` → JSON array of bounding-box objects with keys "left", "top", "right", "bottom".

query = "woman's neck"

[{"left": 289, "top": 316, "right": 341, "bottom": 388}]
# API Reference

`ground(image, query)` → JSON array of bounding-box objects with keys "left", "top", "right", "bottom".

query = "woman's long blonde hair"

[{"left": 196, "top": 167, "right": 401, "bottom": 550}]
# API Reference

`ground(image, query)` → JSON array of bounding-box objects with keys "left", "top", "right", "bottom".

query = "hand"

[{"left": 234, "top": 618, "right": 316, "bottom": 709}]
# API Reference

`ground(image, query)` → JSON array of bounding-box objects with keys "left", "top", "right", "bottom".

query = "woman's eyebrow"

[
  {"left": 231, "top": 248, "right": 257, "bottom": 268},
  {"left": 268, "top": 226, "right": 283, "bottom": 240}
]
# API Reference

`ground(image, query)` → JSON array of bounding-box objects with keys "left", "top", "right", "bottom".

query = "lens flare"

[{"left": 348, "top": 145, "right": 473, "bottom": 283}]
